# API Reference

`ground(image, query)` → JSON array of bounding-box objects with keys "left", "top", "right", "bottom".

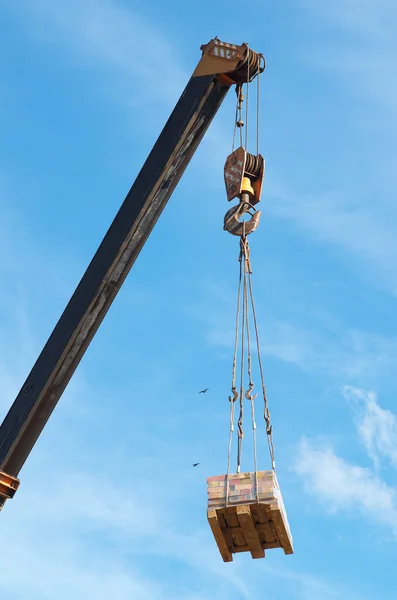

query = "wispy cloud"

[
  {"left": 295, "top": 384, "right": 397, "bottom": 539},
  {"left": 342, "top": 386, "right": 397, "bottom": 470},
  {"left": 265, "top": 561, "right": 367, "bottom": 600},
  {"left": 9, "top": 0, "right": 186, "bottom": 111},
  {"left": 259, "top": 0, "right": 397, "bottom": 293},
  {"left": 7, "top": 0, "right": 397, "bottom": 298},
  {"left": 265, "top": 182, "right": 397, "bottom": 294},
  {"left": 189, "top": 278, "right": 397, "bottom": 381},
  {"left": 301, "top": 0, "right": 397, "bottom": 109},
  {"left": 2, "top": 442, "right": 252, "bottom": 600},
  {"left": 0, "top": 194, "right": 91, "bottom": 418},
  {"left": 5, "top": 453, "right": 364, "bottom": 600},
  {"left": 1, "top": 536, "right": 163, "bottom": 600},
  {"left": 302, "top": 0, "right": 396, "bottom": 37},
  {"left": 4, "top": 0, "right": 233, "bottom": 192},
  {"left": 0, "top": 278, "right": 250, "bottom": 600},
  {"left": 295, "top": 437, "right": 397, "bottom": 535},
  {"left": 260, "top": 322, "right": 397, "bottom": 381},
  {"left": 0, "top": 292, "right": 359, "bottom": 600}
]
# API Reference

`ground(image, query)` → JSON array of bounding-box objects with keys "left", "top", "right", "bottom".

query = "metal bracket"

[
  {"left": 193, "top": 38, "right": 265, "bottom": 83},
  {"left": 0, "top": 470, "right": 20, "bottom": 502}
]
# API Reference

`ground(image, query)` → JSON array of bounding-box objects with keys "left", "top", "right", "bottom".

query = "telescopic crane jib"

[{"left": 0, "top": 38, "right": 265, "bottom": 509}]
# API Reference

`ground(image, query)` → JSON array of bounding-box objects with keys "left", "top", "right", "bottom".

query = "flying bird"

[
  {"left": 192, "top": 463, "right": 200, "bottom": 467},
  {"left": 199, "top": 388, "right": 209, "bottom": 394}
]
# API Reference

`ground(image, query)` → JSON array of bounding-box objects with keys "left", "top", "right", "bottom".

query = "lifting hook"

[{"left": 223, "top": 194, "right": 261, "bottom": 237}]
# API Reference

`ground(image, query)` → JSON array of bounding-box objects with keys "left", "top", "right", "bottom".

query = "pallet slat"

[
  {"left": 207, "top": 509, "right": 233, "bottom": 562},
  {"left": 236, "top": 505, "right": 265, "bottom": 559}
]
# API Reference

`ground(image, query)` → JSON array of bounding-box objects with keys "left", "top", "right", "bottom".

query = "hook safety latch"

[{"left": 223, "top": 200, "right": 261, "bottom": 236}]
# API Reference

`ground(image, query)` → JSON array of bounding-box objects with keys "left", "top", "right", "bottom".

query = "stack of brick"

[{"left": 207, "top": 470, "right": 279, "bottom": 509}]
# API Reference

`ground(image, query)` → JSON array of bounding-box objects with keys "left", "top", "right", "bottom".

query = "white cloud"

[
  {"left": 0, "top": 302, "right": 362, "bottom": 600},
  {"left": 9, "top": 0, "right": 186, "bottom": 109},
  {"left": 1, "top": 458, "right": 252, "bottom": 600},
  {"left": 3, "top": 0, "right": 233, "bottom": 204},
  {"left": 257, "top": 0, "right": 397, "bottom": 294},
  {"left": 1, "top": 522, "right": 164, "bottom": 600},
  {"left": 302, "top": 0, "right": 397, "bottom": 38},
  {"left": 0, "top": 281, "right": 250, "bottom": 599},
  {"left": 265, "top": 562, "right": 366, "bottom": 600},
  {"left": 3, "top": 455, "right": 364, "bottom": 600},
  {"left": 295, "top": 437, "right": 397, "bottom": 534},
  {"left": 190, "top": 279, "right": 397, "bottom": 380},
  {"left": 5, "top": 0, "right": 232, "bottom": 156},
  {"left": 342, "top": 386, "right": 397, "bottom": 469},
  {"left": 8, "top": 0, "right": 397, "bottom": 299},
  {"left": 265, "top": 178, "right": 397, "bottom": 294}
]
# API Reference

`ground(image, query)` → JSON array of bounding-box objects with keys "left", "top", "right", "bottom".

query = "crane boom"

[{"left": 0, "top": 38, "right": 264, "bottom": 509}]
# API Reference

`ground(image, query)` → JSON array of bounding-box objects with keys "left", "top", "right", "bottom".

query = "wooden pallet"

[
  {"left": 208, "top": 502, "right": 293, "bottom": 562},
  {"left": 207, "top": 471, "right": 293, "bottom": 562}
]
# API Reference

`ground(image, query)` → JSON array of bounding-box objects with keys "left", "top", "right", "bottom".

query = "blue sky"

[{"left": 1, "top": 0, "right": 397, "bottom": 598}]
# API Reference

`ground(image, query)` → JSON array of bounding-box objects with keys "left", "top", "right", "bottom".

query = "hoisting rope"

[
  {"left": 225, "top": 233, "right": 275, "bottom": 507},
  {"left": 232, "top": 45, "right": 263, "bottom": 153},
  {"left": 225, "top": 52, "right": 274, "bottom": 507},
  {"left": 236, "top": 225, "right": 247, "bottom": 475}
]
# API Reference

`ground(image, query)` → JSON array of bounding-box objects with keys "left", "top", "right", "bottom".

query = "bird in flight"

[
  {"left": 192, "top": 463, "right": 200, "bottom": 467},
  {"left": 199, "top": 388, "right": 209, "bottom": 394}
]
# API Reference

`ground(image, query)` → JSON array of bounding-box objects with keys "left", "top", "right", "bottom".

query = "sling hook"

[{"left": 223, "top": 195, "right": 261, "bottom": 237}]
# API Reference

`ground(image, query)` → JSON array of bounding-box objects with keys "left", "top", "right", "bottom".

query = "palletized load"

[{"left": 207, "top": 470, "right": 293, "bottom": 562}]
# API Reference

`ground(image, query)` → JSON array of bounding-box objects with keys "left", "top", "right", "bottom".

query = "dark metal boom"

[{"left": 0, "top": 38, "right": 264, "bottom": 509}]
